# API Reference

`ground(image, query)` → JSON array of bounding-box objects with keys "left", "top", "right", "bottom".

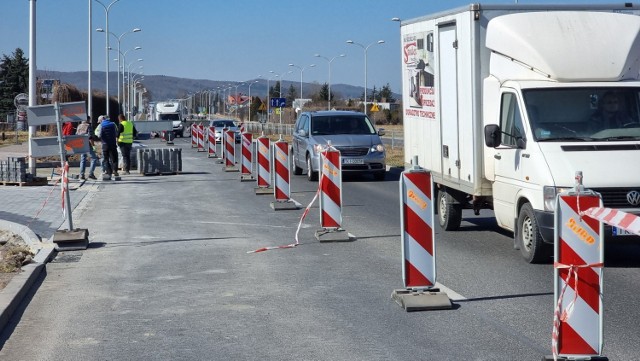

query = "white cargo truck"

[
  {"left": 400, "top": 4, "right": 640, "bottom": 262},
  {"left": 155, "top": 101, "right": 186, "bottom": 137}
]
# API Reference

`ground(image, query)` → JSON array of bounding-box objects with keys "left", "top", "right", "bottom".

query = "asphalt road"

[{"left": 0, "top": 136, "right": 638, "bottom": 360}]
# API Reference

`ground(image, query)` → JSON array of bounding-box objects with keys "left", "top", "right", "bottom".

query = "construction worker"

[{"left": 117, "top": 114, "right": 138, "bottom": 175}]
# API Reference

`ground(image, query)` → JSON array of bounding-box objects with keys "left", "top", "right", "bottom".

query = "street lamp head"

[
  {"left": 132, "top": 28, "right": 142, "bottom": 32},
  {"left": 346, "top": 40, "right": 354, "bottom": 44},
  {"left": 391, "top": 17, "right": 401, "bottom": 22},
  {"left": 310, "top": 64, "right": 316, "bottom": 68},
  {"left": 377, "top": 40, "right": 385, "bottom": 44},
  {"left": 288, "top": 63, "right": 295, "bottom": 67},
  {"left": 96, "top": 28, "right": 105, "bottom": 32},
  {"left": 134, "top": 46, "right": 142, "bottom": 50}
]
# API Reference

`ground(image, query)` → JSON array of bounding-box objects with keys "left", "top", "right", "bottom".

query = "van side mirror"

[
  {"left": 377, "top": 128, "right": 386, "bottom": 136},
  {"left": 298, "top": 129, "right": 307, "bottom": 137},
  {"left": 484, "top": 124, "right": 502, "bottom": 148}
]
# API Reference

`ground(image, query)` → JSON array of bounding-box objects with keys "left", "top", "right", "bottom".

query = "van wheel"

[
  {"left": 517, "top": 203, "right": 551, "bottom": 263},
  {"left": 307, "top": 155, "right": 317, "bottom": 181},
  {"left": 438, "top": 188, "right": 462, "bottom": 231}
]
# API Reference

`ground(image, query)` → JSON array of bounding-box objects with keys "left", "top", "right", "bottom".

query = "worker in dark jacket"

[{"left": 95, "top": 115, "right": 119, "bottom": 180}]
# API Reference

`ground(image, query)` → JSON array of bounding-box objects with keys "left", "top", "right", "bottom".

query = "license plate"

[
  {"left": 342, "top": 158, "right": 364, "bottom": 165},
  {"left": 612, "top": 227, "right": 635, "bottom": 236}
]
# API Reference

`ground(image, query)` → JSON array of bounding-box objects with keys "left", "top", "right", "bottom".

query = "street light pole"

[
  {"left": 266, "top": 73, "right": 278, "bottom": 123},
  {"left": 95, "top": 0, "right": 120, "bottom": 117},
  {"left": 98, "top": 27, "right": 141, "bottom": 113},
  {"left": 346, "top": 39, "right": 385, "bottom": 116},
  {"left": 314, "top": 54, "right": 345, "bottom": 110},
  {"left": 234, "top": 82, "right": 245, "bottom": 120},
  {"left": 288, "top": 63, "right": 316, "bottom": 100}
]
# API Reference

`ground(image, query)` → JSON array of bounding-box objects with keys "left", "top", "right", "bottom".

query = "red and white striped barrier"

[
  {"left": 256, "top": 135, "right": 271, "bottom": 191},
  {"left": 239, "top": 122, "right": 246, "bottom": 134},
  {"left": 551, "top": 188, "right": 604, "bottom": 360},
  {"left": 581, "top": 206, "right": 640, "bottom": 236},
  {"left": 224, "top": 129, "right": 237, "bottom": 171},
  {"left": 240, "top": 132, "right": 253, "bottom": 180},
  {"left": 197, "top": 124, "right": 205, "bottom": 152},
  {"left": 207, "top": 126, "right": 217, "bottom": 158},
  {"left": 273, "top": 140, "right": 291, "bottom": 201},
  {"left": 400, "top": 169, "right": 435, "bottom": 288},
  {"left": 319, "top": 147, "right": 342, "bottom": 229},
  {"left": 191, "top": 124, "right": 197, "bottom": 148}
]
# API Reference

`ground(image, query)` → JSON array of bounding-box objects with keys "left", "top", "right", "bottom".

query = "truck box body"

[{"left": 400, "top": 3, "right": 640, "bottom": 262}]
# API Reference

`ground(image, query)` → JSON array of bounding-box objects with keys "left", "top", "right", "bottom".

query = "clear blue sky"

[{"left": 0, "top": 0, "right": 620, "bottom": 94}]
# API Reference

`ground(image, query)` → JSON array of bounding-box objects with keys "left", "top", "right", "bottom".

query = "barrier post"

[
  {"left": 191, "top": 124, "right": 197, "bottom": 148},
  {"left": 270, "top": 136, "right": 298, "bottom": 210},
  {"left": 224, "top": 129, "right": 238, "bottom": 172},
  {"left": 391, "top": 156, "right": 451, "bottom": 311},
  {"left": 207, "top": 126, "right": 218, "bottom": 158},
  {"left": 197, "top": 124, "right": 205, "bottom": 152},
  {"left": 545, "top": 171, "right": 606, "bottom": 361},
  {"left": 255, "top": 134, "right": 272, "bottom": 194},
  {"left": 240, "top": 132, "right": 254, "bottom": 181},
  {"left": 314, "top": 143, "right": 354, "bottom": 242}
]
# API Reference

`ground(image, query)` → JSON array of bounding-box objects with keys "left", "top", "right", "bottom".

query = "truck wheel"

[
  {"left": 517, "top": 203, "right": 551, "bottom": 263},
  {"left": 307, "top": 155, "right": 317, "bottom": 181},
  {"left": 438, "top": 188, "right": 462, "bottom": 231}
]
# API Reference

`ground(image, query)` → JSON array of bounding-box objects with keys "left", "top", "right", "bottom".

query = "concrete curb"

[{"left": 0, "top": 220, "right": 56, "bottom": 333}]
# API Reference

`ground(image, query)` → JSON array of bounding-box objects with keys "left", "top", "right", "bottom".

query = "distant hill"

[{"left": 36, "top": 70, "right": 399, "bottom": 102}]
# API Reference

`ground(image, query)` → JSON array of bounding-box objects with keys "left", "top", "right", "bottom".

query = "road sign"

[
  {"left": 270, "top": 97, "right": 286, "bottom": 108},
  {"left": 26, "top": 101, "right": 87, "bottom": 126},
  {"left": 370, "top": 103, "right": 380, "bottom": 112},
  {"left": 258, "top": 103, "right": 267, "bottom": 111},
  {"left": 14, "top": 93, "right": 29, "bottom": 111},
  {"left": 30, "top": 135, "right": 90, "bottom": 157}
]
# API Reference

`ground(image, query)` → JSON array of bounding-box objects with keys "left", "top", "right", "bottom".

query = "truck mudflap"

[{"left": 534, "top": 209, "right": 555, "bottom": 244}]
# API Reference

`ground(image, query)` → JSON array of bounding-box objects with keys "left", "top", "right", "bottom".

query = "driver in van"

[{"left": 589, "top": 91, "right": 633, "bottom": 131}]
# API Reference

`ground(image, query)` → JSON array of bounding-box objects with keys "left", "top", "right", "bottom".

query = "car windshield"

[
  {"left": 523, "top": 87, "right": 640, "bottom": 141},
  {"left": 310, "top": 115, "right": 376, "bottom": 135},
  {"left": 212, "top": 120, "right": 235, "bottom": 128}
]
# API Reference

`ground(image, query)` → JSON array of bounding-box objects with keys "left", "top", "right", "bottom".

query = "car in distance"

[
  {"left": 208, "top": 119, "right": 241, "bottom": 143},
  {"left": 291, "top": 110, "right": 386, "bottom": 181}
]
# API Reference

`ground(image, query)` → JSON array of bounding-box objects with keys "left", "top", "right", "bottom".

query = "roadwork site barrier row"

[{"left": 187, "top": 132, "right": 635, "bottom": 360}]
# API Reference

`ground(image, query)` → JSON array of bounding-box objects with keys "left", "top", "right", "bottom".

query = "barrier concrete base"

[
  {"left": 315, "top": 228, "right": 355, "bottom": 242},
  {"left": 224, "top": 166, "right": 239, "bottom": 172},
  {"left": 53, "top": 228, "right": 89, "bottom": 251},
  {"left": 270, "top": 200, "right": 299, "bottom": 211},
  {"left": 391, "top": 288, "right": 452, "bottom": 311},
  {"left": 542, "top": 356, "right": 608, "bottom": 361},
  {"left": 240, "top": 175, "right": 255, "bottom": 182},
  {"left": 255, "top": 187, "right": 273, "bottom": 195}
]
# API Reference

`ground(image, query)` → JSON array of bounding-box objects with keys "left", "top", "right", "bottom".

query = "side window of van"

[{"left": 500, "top": 92, "right": 525, "bottom": 146}]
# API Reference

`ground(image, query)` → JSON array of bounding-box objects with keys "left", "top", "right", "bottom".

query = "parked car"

[
  {"left": 291, "top": 110, "right": 386, "bottom": 181},
  {"left": 208, "top": 119, "right": 241, "bottom": 143}
]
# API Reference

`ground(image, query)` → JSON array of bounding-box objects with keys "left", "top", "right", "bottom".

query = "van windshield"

[
  {"left": 159, "top": 113, "right": 180, "bottom": 121},
  {"left": 523, "top": 87, "right": 640, "bottom": 141},
  {"left": 310, "top": 115, "right": 376, "bottom": 135}
]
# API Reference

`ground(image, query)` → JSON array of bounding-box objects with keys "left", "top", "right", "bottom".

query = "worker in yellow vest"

[{"left": 117, "top": 114, "right": 138, "bottom": 175}]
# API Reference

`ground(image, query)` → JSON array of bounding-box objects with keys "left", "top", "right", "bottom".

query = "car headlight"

[
  {"left": 370, "top": 144, "right": 385, "bottom": 153},
  {"left": 543, "top": 186, "right": 572, "bottom": 211},
  {"left": 314, "top": 144, "right": 326, "bottom": 153}
]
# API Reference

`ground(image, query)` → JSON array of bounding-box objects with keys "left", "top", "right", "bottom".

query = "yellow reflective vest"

[{"left": 118, "top": 120, "right": 134, "bottom": 143}]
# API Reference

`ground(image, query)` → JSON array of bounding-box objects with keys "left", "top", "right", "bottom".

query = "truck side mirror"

[{"left": 484, "top": 124, "right": 502, "bottom": 148}]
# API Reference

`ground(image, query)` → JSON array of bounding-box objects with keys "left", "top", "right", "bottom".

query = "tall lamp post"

[
  {"left": 288, "top": 63, "right": 315, "bottom": 100},
  {"left": 97, "top": 27, "right": 141, "bottom": 113},
  {"left": 95, "top": 0, "right": 121, "bottom": 117},
  {"left": 118, "top": 46, "right": 142, "bottom": 110},
  {"left": 314, "top": 53, "right": 345, "bottom": 110},
  {"left": 266, "top": 73, "right": 279, "bottom": 122},
  {"left": 346, "top": 39, "right": 385, "bottom": 116}
]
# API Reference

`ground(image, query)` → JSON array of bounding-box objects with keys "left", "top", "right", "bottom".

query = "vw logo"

[{"left": 627, "top": 190, "right": 640, "bottom": 206}]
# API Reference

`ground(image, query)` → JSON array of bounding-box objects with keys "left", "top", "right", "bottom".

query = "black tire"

[
  {"left": 307, "top": 155, "right": 317, "bottom": 181},
  {"left": 373, "top": 171, "right": 386, "bottom": 181},
  {"left": 517, "top": 203, "right": 551, "bottom": 263},
  {"left": 437, "top": 188, "right": 462, "bottom": 231}
]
